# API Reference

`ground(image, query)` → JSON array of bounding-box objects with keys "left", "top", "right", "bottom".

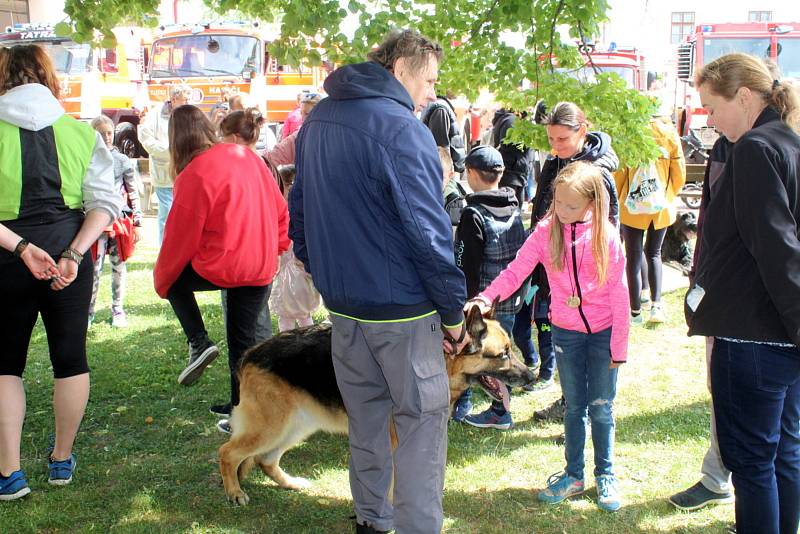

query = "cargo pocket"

[{"left": 412, "top": 354, "right": 449, "bottom": 414}]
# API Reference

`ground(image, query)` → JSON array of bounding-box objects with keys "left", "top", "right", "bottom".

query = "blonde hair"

[
  {"left": 696, "top": 53, "right": 800, "bottom": 133},
  {"left": 437, "top": 147, "right": 453, "bottom": 182},
  {"left": 548, "top": 162, "right": 610, "bottom": 284}
]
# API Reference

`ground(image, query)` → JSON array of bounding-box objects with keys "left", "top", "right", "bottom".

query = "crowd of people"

[{"left": 1, "top": 28, "right": 799, "bottom": 534}]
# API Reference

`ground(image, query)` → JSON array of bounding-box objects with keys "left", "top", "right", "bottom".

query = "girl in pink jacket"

[{"left": 470, "top": 161, "right": 629, "bottom": 512}]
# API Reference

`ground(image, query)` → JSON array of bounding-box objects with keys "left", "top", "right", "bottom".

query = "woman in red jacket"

[{"left": 153, "top": 105, "right": 289, "bottom": 418}]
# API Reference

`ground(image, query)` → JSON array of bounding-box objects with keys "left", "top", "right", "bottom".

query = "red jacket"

[{"left": 154, "top": 143, "right": 290, "bottom": 298}]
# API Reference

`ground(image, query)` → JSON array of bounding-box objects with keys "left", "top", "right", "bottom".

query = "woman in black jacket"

[{"left": 688, "top": 53, "right": 800, "bottom": 534}]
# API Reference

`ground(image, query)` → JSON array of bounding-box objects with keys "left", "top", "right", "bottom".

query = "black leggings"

[
  {"left": 166, "top": 264, "right": 269, "bottom": 406},
  {"left": 0, "top": 254, "right": 93, "bottom": 378},
  {"left": 621, "top": 224, "right": 667, "bottom": 311}
]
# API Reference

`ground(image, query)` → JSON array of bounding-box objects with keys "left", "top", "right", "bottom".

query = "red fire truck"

[{"left": 676, "top": 22, "right": 800, "bottom": 147}]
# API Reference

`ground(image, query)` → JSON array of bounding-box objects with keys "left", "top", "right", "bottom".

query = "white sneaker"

[
  {"left": 648, "top": 304, "right": 666, "bottom": 324},
  {"left": 111, "top": 311, "right": 128, "bottom": 328}
]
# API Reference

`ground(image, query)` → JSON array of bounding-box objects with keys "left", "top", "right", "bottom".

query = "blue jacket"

[{"left": 289, "top": 61, "right": 466, "bottom": 327}]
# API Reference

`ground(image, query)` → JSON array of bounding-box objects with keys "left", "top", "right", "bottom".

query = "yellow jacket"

[{"left": 614, "top": 117, "right": 686, "bottom": 230}]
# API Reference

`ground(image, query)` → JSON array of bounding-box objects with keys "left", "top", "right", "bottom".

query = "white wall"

[
  {"left": 601, "top": 0, "right": 800, "bottom": 71},
  {"left": 28, "top": 0, "right": 65, "bottom": 23}
]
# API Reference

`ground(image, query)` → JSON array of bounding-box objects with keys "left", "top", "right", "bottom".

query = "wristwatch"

[
  {"left": 60, "top": 247, "right": 84, "bottom": 264},
  {"left": 12, "top": 238, "right": 28, "bottom": 258}
]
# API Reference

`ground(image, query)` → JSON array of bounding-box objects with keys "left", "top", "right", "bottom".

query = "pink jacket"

[{"left": 480, "top": 215, "right": 630, "bottom": 362}]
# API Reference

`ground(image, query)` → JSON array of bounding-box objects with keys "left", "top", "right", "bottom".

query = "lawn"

[{"left": 1, "top": 220, "right": 734, "bottom": 533}]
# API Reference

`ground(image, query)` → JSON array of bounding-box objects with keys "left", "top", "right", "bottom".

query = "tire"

[
  {"left": 114, "top": 122, "right": 145, "bottom": 159},
  {"left": 681, "top": 183, "right": 702, "bottom": 209}
]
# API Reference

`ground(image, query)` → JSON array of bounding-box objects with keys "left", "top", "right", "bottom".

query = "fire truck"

[
  {"left": 145, "top": 22, "right": 330, "bottom": 123},
  {"left": 676, "top": 22, "right": 800, "bottom": 148},
  {"left": 0, "top": 23, "right": 150, "bottom": 157}
]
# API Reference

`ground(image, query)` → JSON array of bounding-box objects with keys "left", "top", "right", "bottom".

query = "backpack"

[{"left": 625, "top": 160, "right": 668, "bottom": 215}]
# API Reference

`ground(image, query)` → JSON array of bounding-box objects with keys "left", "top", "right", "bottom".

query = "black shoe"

[
  {"left": 355, "top": 522, "right": 389, "bottom": 534},
  {"left": 534, "top": 397, "right": 566, "bottom": 422},
  {"left": 668, "top": 481, "right": 734, "bottom": 511},
  {"left": 210, "top": 402, "right": 232, "bottom": 417},
  {"left": 178, "top": 335, "right": 219, "bottom": 386}
]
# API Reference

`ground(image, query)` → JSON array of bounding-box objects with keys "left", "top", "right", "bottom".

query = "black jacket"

[
  {"left": 532, "top": 131, "right": 620, "bottom": 226},
  {"left": 454, "top": 187, "right": 519, "bottom": 298},
  {"left": 688, "top": 107, "right": 800, "bottom": 346},
  {"left": 421, "top": 96, "right": 467, "bottom": 173},
  {"left": 492, "top": 109, "right": 533, "bottom": 189}
]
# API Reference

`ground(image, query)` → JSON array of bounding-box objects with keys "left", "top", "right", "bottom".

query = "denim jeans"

[
  {"left": 552, "top": 325, "right": 617, "bottom": 481},
  {"left": 155, "top": 186, "right": 173, "bottom": 245},
  {"left": 711, "top": 338, "right": 800, "bottom": 534}
]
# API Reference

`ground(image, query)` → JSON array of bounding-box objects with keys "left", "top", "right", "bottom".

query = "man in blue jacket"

[{"left": 289, "top": 30, "right": 469, "bottom": 534}]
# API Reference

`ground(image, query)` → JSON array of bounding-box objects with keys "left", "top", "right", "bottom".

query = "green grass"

[{"left": 1, "top": 231, "right": 734, "bottom": 533}]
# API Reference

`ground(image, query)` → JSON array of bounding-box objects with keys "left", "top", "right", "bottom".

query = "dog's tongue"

[{"left": 481, "top": 376, "right": 511, "bottom": 410}]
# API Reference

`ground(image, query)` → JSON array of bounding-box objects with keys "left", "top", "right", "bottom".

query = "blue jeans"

[
  {"left": 711, "top": 339, "right": 800, "bottom": 534},
  {"left": 552, "top": 325, "right": 617, "bottom": 481},
  {"left": 155, "top": 186, "right": 173, "bottom": 245}
]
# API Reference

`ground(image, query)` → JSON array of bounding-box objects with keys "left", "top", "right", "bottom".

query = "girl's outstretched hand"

[{"left": 464, "top": 297, "right": 491, "bottom": 315}]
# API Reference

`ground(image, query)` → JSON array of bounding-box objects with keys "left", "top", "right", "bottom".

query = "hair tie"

[{"left": 773, "top": 79, "right": 781, "bottom": 90}]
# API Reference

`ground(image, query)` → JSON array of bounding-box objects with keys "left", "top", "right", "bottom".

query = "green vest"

[{"left": 0, "top": 114, "right": 95, "bottom": 221}]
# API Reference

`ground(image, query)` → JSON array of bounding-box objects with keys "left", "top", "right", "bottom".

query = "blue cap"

[{"left": 464, "top": 145, "right": 504, "bottom": 172}]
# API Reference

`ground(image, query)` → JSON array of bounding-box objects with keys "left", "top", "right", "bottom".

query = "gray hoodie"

[{"left": 0, "top": 84, "right": 121, "bottom": 221}]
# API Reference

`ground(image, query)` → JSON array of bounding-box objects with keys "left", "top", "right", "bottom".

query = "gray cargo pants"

[{"left": 330, "top": 313, "right": 449, "bottom": 534}]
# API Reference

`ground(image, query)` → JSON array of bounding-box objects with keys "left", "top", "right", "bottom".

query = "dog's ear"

[
  {"left": 465, "top": 305, "right": 487, "bottom": 353},
  {"left": 483, "top": 296, "right": 500, "bottom": 320}
]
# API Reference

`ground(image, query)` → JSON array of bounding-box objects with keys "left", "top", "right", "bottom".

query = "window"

[
  {"left": 777, "top": 38, "right": 800, "bottom": 78},
  {"left": 671, "top": 12, "right": 695, "bottom": 45},
  {"left": 0, "top": 0, "right": 30, "bottom": 28},
  {"left": 749, "top": 11, "right": 772, "bottom": 22}
]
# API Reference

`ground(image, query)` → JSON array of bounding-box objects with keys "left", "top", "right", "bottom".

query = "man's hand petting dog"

[{"left": 443, "top": 325, "right": 470, "bottom": 356}]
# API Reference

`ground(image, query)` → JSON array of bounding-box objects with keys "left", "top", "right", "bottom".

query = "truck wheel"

[{"left": 115, "top": 122, "right": 145, "bottom": 159}]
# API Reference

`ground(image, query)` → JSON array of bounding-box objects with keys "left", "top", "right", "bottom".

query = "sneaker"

[
  {"left": 641, "top": 295, "right": 651, "bottom": 311},
  {"left": 534, "top": 397, "right": 566, "bottom": 422},
  {"left": 596, "top": 474, "right": 621, "bottom": 512},
  {"left": 528, "top": 376, "right": 555, "bottom": 392},
  {"left": 88, "top": 313, "right": 95, "bottom": 328},
  {"left": 463, "top": 408, "right": 513, "bottom": 430},
  {"left": 210, "top": 402, "right": 232, "bottom": 417},
  {"left": 178, "top": 335, "right": 219, "bottom": 386},
  {"left": 630, "top": 312, "right": 644, "bottom": 325},
  {"left": 0, "top": 470, "right": 31, "bottom": 501},
  {"left": 668, "top": 481, "right": 734, "bottom": 511},
  {"left": 217, "top": 419, "right": 232, "bottom": 435},
  {"left": 451, "top": 398, "right": 473, "bottom": 422},
  {"left": 648, "top": 304, "right": 666, "bottom": 325},
  {"left": 111, "top": 310, "right": 128, "bottom": 328},
  {"left": 48, "top": 453, "right": 76, "bottom": 486},
  {"left": 538, "top": 471, "right": 585, "bottom": 504}
]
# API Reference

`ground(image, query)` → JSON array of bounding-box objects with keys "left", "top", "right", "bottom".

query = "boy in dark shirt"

[{"left": 453, "top": 145, "right": 528, "bottom": 429}]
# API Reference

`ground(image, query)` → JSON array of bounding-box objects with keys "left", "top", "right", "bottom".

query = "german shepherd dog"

[{"left": 219, "top": 305, "right": 535, "bottom": 505}]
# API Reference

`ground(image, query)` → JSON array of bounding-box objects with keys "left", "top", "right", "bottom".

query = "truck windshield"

[
  {"left": 558, "top": 66, "right": 635, "bottom": 89},
  {"left": 38, "top": 41, "right": 92, "bottom": 75},
  {"left": 150, "top": 34, "right": 259, "bottom": 77},
  {"left": 777, "top": 38, "right": 800, "bottom": 79},
  {"left": 703, "top": 38, "right": 771, "bottom": 65}
]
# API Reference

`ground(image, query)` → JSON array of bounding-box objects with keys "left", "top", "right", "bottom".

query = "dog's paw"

[
  {"left": 227, "top": 490, "right": 250, "bottom": 506},
  {"left": 282, "top": 476, "right": 312, "bottom": 490}
]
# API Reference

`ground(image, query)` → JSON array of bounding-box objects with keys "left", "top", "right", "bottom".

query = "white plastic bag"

[
  {"left": 270, "top": 250, "right": 322, "bottom": 319},
  {"left": 625, "top": 162, "right": 668, "bottom": 215}
]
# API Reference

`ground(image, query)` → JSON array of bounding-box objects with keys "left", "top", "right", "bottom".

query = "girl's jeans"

[{"left": 552, "top": 325, "right": 618, "bottom": 481}]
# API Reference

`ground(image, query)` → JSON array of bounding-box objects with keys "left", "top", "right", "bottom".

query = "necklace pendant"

[{"left": 567, "top": 295, "right": 581, "bottom": 308}]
